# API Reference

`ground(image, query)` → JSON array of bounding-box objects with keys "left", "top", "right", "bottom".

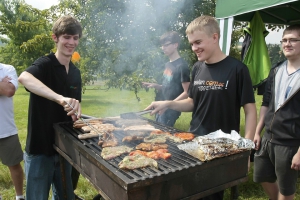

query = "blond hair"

[{"left": 186, "top": 15, "right": 220, "bottom": 38}]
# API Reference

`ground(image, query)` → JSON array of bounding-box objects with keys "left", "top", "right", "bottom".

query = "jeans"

[
  {"left": 156, "top": 109, "right": 181, "bottom": 127},
  {"left": 24, "top": 152, "right": 74, "bottom": 200}
]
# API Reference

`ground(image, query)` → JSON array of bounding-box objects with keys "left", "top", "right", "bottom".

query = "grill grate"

[{"left": 59, "top": 118, "right": 202, "bottom": 181}]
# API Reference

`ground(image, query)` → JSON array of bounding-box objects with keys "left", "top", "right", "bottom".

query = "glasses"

[
  {"left": 280, "top": 39, "right": 300, "bottom": 45},
  {"left": 161, "top": 43, "right": 173, "bottom": 48}
]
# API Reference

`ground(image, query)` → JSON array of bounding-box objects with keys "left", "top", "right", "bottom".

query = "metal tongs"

[
  {"left": 64, "top": 101, "right": 103, "bottom": 139},
  {"left": 120, "top": 109, "right": 153, "bottom": 119}
]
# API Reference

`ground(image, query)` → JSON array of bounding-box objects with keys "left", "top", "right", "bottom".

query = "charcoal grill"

[{"left": 53, "top": 117, "right": 250, "bottom": 200}]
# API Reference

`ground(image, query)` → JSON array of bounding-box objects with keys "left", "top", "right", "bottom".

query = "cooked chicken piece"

[
  {"left": 101, "top": 145, "right": 133, "bottom": 160},
  {"left": 144, "top": 134, "right": 167, "bottom": 143},
  {"left": 129, "top": 149, "right": 171, "bottom": 160},
  {"left": 118, "top": 154, "right": 158, "bottom": 170},
  {"left": 174, "top": 132, "right": 195, "bottom": 141},
  {"left": 122, "top": 135, "right": 144, "bottom": 143},
  {"left": 98, "top": 132, "right": 118, "bottom": 147},
  {"left": 136, "top": 143, "right": 168, "bottom": 151}
]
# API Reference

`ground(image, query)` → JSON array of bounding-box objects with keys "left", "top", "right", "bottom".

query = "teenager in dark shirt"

[
  {"left": 18, "top": 15, "right": 83, "bottom": 200},
  {"left": 145, "top": 15, "right": 256, "bottom": 200},
  {"left": 254, "top": 24, "right": 300, "bottom": 200},
  {"left": 142, "top": 31, "right": 190, "bottom": 127}
]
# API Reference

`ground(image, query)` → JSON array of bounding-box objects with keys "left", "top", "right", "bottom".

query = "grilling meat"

[
  {"left": 124, "top": 124, "right": 160, "bottom": 132},
  {"left": 73, "top": 119, "right": 104, "bottom": 128},
  {"left": 81, "top": 124, "right": 103, "bottom": 133},
  {"left": 144, "top": 134, "right": 167, "bottom": 143},
  {"left": 98, "top": 132, "right": 118, "bottom": 147},
  {"left": 136, "top": 143, "right": 168, "bottom": 151},
  {"left": 78, "top": 124, "right": 118, "bottom": 139},
  {"left": 118, "top": 154, "right": 158, "bottom": 170},
  {"left": 129, "top": 149, "right": 171, "bottom": 160},
  {"left": 174, "top": 132, "right": 195, "bottom": 141},
  {"left": 144, "top": 133, "right": 183, "bottom": 143},
  {"left": 122, "top": 135, "right": 144, "bottom": 143},
  {"left": 101, "top": 145, "right": 133, "bottom": 160}
]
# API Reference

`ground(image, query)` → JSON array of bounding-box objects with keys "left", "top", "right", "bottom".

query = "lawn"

[{"left": 1, "top": 84, "right": 299, "bottom": 199}]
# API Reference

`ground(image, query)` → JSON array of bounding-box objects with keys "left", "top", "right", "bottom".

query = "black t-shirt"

[
  {"left": 25, "top": 53, "right": 82, "bottom": 156},
  {"left": 161, "top": 58, "right": 190, "bottom": 100},
  {"left": 188, "top": 56, "right": 255, "bottom": 136}
]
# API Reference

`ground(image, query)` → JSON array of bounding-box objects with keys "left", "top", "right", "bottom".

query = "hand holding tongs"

[{"left": 64, "top": 101, "right": 103, "bottom": 139}]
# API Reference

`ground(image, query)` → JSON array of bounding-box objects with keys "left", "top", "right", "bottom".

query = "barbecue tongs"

[
  {"left": 120, "top": 109, "right": 153, "bottom": 119},
  {"left": 64, "top": 101, "right": 104, "bottom": 139}
]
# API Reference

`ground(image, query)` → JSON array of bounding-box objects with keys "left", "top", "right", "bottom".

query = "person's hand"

[
  {"left": 1, "top": 76, "right": 11, "bottom": 82},
  {"left": 253, "top": 133, "right": 261, "bottom": 150},
  {"left": 145, "top": 101, "right": 169, "bottom": 115},
  {"left": 63, "top": 98, "right": 81, "bottom": 121},
  {"left": 291, "top": 150, "right": 300, "bottom": 171}
]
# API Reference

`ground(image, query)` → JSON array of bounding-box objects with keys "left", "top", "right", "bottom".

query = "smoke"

[{"left": 108, "top": 0, "right": 186, "bottom": 75}]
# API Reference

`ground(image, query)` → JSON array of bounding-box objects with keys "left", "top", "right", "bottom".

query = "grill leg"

[
  {"left": 59, "top": 155, "right": 68, "bottom": 199},
  {"left": 230, "top": 186, "right": 239, "bottom": 200}
]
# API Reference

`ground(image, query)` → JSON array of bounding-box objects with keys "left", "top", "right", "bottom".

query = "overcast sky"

[
  {"left": 24, "top": 0, "right": 282, "bottom": 44},
  {"left": 24, "top": 0, "right": 59, "bottom": 10}
]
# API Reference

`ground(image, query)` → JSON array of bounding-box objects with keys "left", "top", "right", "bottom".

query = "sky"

[
  {"left": 24, "top": 0, "right": 59, "bottom": 10},
  {"left": 24, "top": 0, "right": 282, "bottom": 44}
]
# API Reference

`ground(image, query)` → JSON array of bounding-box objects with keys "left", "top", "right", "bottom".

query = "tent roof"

[{"left": 216, "top": 0, "right": 300, "bottom": 25}]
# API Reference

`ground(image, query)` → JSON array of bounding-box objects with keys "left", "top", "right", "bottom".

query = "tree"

[
  {"left": 0, "top": 0, "right": 217, "bottom": 98},
  {"left": 0, "top": 0, "right": 55, "bottom": 73},
  {"left": 54, "top": 0, "right": 216, "bottom": 97},
  {"left": 267, "top": 43, "right": 285, "bottom": 66}
]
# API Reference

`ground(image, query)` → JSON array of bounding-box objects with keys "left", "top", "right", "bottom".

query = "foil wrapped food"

[{"left": 177, "top": 130, "right": 254, "bottom": 161}]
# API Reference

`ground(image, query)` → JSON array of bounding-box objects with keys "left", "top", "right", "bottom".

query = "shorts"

[
  {"left": 253, "top": 136, "right": 298, "bottom": 196},
  {"left": 0, "top": 134, "right": 23, "bottom": 166}
]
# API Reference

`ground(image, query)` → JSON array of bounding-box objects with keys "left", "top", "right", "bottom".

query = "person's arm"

[
  {"left": 18, "top": 71, "right": 81, "bottom": 119},
  {"left": 145, "top": 97, "right": 194, "bottom": 115},
  {"left": 254, "top": 106, "right": 268, "bottom": 150},
  {"left": 243, "top": 102, "right": 257, "bottom": 171},
  {"left": 0, "top": 76, "right": 16, "bottom": 97},
  {"left": 173, "top": 82, "right": 190, "bottom": 101},
  {"left": 291, "top": 148, "right": 300, "bottom": 171},
  {"left": 243, "top": 103, "right": 257, "bottom": 141},
  {"left": 142, "top": 82, "right": 162, "bottom": 90}
]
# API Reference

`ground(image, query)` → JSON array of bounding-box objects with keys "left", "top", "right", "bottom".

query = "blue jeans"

[
  {"left": 24, "top": 152, "right": 74, "bottom": 200},
  {"left": 156, "top": 109, "right": 181, "bottom": 127}
]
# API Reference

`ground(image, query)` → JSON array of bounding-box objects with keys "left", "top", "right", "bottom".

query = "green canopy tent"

[
  {"left": 216, "top": 0, "right": 300, "bottom": 54},
  {"left": 215, "top": 0, "right": 300, "bottom": 92}
]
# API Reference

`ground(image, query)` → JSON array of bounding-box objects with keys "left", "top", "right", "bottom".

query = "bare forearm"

[
  {"left": 168, "top": 98, "right": 194, "bottom": 112},
  {"left": 0, "top": 82, "right": 15, "bottom": 97},
  {"left": 18, "top": 71, "right": 64, "bottom": 105},
  {"left": 173, "top": 91, "right": 189, "bottom": 101},
  {"left": 243, "top": 103, "right": 257, "bottom": 140},
  {"left": 255, "top": 106, "right": 268, "bottom": 136},
  {"left": 174, "top": 82, "right": 190, "bottom": 101}
]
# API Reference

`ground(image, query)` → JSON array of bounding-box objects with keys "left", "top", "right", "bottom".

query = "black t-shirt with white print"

[{"left": 188, "top": 56, "right": 255, "bottom": 136}]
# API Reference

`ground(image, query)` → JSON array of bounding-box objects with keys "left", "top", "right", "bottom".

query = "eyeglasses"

[
  {"left": 280, "top": 39, "right": 300, "bottom": 45},
  {"left": 161, "top": 43, "right": 173, "bottom": 48}
]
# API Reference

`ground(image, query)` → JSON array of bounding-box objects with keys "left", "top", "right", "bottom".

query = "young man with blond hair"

[{"left": 146, "top": 15, "right": 257, "bottom": 200}]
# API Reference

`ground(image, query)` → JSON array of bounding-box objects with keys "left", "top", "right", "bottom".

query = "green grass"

[{"left": 1, "top": 85, "right": 300, "bottom": 199}]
